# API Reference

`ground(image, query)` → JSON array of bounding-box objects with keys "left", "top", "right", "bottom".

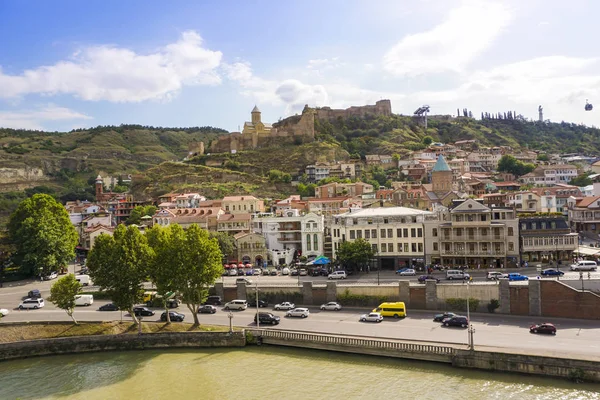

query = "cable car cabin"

[{"left": 585, "top": 100, "right": 593, "bottom": 111}]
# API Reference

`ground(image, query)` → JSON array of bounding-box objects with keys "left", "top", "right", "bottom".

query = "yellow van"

[{"left": 373, "top": 302, "right": 406, "bottom": 318}]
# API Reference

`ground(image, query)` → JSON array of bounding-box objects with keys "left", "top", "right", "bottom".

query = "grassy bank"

[{"left": 0, "top": 321, "right": 233, "bottom": 343}]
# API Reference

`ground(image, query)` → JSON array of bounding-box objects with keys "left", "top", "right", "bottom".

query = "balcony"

[
  {"left": 441, "top": 249, "right": 505, "bottom": 256},
  {"left": 441, "top": 234, "right": 504, "bottom": 241}
]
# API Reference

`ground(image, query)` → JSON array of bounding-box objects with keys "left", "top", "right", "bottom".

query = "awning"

[{"left": 573, "top": 246, "right": 600, "bottom": 256}]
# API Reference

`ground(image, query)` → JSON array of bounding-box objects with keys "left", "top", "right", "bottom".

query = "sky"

[{"left": 0, "top": 0, "right": 599, "bottom": 132}]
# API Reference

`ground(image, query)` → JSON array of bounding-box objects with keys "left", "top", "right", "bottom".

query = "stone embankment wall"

[{"left": 0, "top": 331, "right": 245, "bottom": 362}]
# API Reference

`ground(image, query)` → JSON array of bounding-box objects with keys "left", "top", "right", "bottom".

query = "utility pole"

[{"left": 255, "top": 279, "right": 260, "bottom": 329}]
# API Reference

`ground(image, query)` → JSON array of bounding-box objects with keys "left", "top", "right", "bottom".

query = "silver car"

[
  {"left": 360, "top": 312, "right": 383, "bottom": 323},
  {"left": 274, "top": 302, "right": 295, "bottom": 311},
  {"left": 320, "top": 302, "right": 342, "bottom": 311},
  {"left": 286, "top": 308, "right": 310, "bottom": 318}
]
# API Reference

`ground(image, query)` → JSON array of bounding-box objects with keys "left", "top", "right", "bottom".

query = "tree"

[
  {"left": 497, "top": 155, "right": 535, "bottom": 177},
  {"left": 392, "top": 153, "right": 400, "bottom": 163},
  {"left": 570, "top": 174, "right": 593, "bottom": 187},
  {"left": 536, "top": 154, "right": 549, "bottom": 161},
  {"left": 422, "top": 136, "right": 433, "bottom": 146},
  {"left": 50, "top": 274, "right": 82, "bottom": 324},
  {"left": 126, "top": 205, "right": 157, "bottom": 225},
  {"left": 174, "top": 224, "right": 223, "bottom": 326},
  {"left": 8, "top": 194, "right": 79, "bottom": 277},
  {"left": 336, "top": 238, "right": 376, "bottom": 273},
  {"left": 87, "top": 225, "right": 153, "bottom": 325},
  {"left": 208, "top": 231, "right": 236, "bottom": 261}
]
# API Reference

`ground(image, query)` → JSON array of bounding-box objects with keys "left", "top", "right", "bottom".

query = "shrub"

[
  {"left": 487, "top": 299, "right": 500, "bottom": 313},
  {"left": 336, "top": 288, "right": 391, "bottom": 307},
  {"left": 445, "top": 297, "right": 480, "bottom": 312},
  {"left": 250, "top": 290, "right": 303, "bottom": 305}
]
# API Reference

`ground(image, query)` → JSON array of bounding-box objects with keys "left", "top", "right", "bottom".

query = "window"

[
  {"left": 372, "top": 244, "right": 378, "bottom": 253},
  {"left": 357, "top": 230, "right": 363, "bottom": 239},
  {"left": 417, "top": 228, "right": 423, "bottom": 238},
  {"left": 532, "top": 223, "right": 537, "bottom": 230},
  {"left": 411, "top": 228, "right": 416, "bottom": 237},
  {"left": 244, "top": 205, "right": 247, "bottom": 211},
  {"left": 551, "top": 221, "right": 556, "bottom": 229},
  {"left": 432, "top": 228, "right": 437, "bottom": 237},
  {"left": 350, "top": 230, "right": 355, "bottom": 240},
  {"left": 508, "top": 242, "right": 514, "bottom": 251},
  {"left": 433, "top": 243, "right": 438, "bottom": 251},
  {"left": 381, "top": 244, "right": 387, "bottom": 253},
  {"left": 404, "top": 243, "right": 409, "bottom": 252},
  {"left": 508, "top": 227, "right": 513, "bottom": 236},
  {"left": 306, "top": 234, "right": 311, "bottom": 251},
  {"left": 397, "top": 228, "right": 402, "bottom": 238},
  {"left": 313, "top": 223, "right": 317, "bottom": 228},
  {"left": 397, "top": 243, "right": 403, "bottom": 252},
  {"left": 384, "top": 218, "right": 389, "bottom": 224},
  {"left": 381, "top": 229, "right": 386, "bottom": 238},
  {"left": 387, "top": 228, "right": 393, "bottom": 238},
  {"left": 365, "top": 230, "right": 371, "bottom": 239},
  {"left": 481, "top": 215, "right": 487, "bottom": 221},
  {"left": 418, "top": 243, "right": 423, "bottom": 252},
  {"left": 226, "top": 206, "right": 230, "bottom": 211},
  {"left": 411, "top": 243, "right": 417, "bottom": 252},
  {"left": 388, "top": 243, "right": 394, "bottom": 252},
  {"left": 372, "top": 229, "right": 377, "bottom": 238},
  {"left": 314, "top": 234, "right": 318, "bottom": 251},
  {"left": 521, "top": 223, "right": 526, "bottom": 230},
  {"left": 403, "top": 228, "right": 408, "bottom": 237},
  {"left": 541, "top": 222, "right": 546, "bottom": 229}
]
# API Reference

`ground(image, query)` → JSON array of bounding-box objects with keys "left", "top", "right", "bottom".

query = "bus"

[{"left": 373, "top": 302, "right": 406, "bottom": 318}]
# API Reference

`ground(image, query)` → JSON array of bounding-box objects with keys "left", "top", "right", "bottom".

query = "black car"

[
  {"left": 161, "top": 311, "right": 185, "bottom": 322},
  {"left": 247, "top": 299, "right": 268, "bottom": 308},
  {"left": 133, "top": 306, "right": 155, "bottom": 317},
  {"left": 204, "top": 296, "right": 222, "bottom": 305},
  {"left": 28, "top": 289, "right": 41, "bottom": 299},
  {"left": 198, "top": 305, "right": 217, "bottom": 314},
  {"left": 433, "top": 311, "right": 456, "bottom": 322},
  {"left": 418, "top": 275, "right": 440, "bottom": 283},
  {"left": 442, "top": 315, "right": 469, "bottom": 328},
  {"left": 98, "top": 303, "right": 119, "bottom": 311},
  {"left": 254, "top": 312, "right": 280, "bottom": 325}
]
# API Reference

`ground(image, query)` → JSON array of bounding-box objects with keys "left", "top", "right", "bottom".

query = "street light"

[
  {"left": 466, "top": 282, "right": 475, "bottom": 350},
  {"left": 255, "top": 278, "right": 260, "bottom": 329},
  {"left": 228, "top": 312, "right": 234, "bottom": 334}
]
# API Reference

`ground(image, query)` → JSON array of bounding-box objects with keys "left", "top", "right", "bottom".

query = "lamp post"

[
  {"left": 466, "top": 282, "right": 475, "bottom": 350},
  {"left": 228, "top": 312, "right": 233, "bottom": 334},
  {"left": 255, "top": 278, "right": 260, "bottom": 329}
]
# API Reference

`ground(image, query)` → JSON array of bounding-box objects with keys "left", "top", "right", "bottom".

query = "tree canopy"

[
  {"left": 208, "top": 231, "right": 235, "bottom": 261},
  {"left": 126, "top": 205, "right": 157, "bottom": 225},
  {"left": 570, "top": 174, "right": 593, "bottom": 187},
  {"left": 8, "top": 194, "right": 79, "bottom": 277},
  {"left": 336, "top": 238, "right": 376, "bottom": 272},
  {"left": 50, "top": 274, "right": 82, "bottom": 324},
  {"left": 497, "top": 155, "right": 536, "bottom": 177}
]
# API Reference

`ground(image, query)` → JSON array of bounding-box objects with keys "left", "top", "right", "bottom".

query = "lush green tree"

[
  {"left": 174, "top": 224, "right": 223, "bottom": 325},
  {"left": 497, "top": 155, "right": 536, "bottom": 176},
  {"left": 208, "top": 231, "right": 236, "bottom": 261},
  {"left": 369, "top": 166, "right": 388, "bottom": 187},
  {"left": 112, "top": 184, "right": 129, "bottom": 193},
  {"left": 536, "top": 153, "right": 549, "bottom": 162},
  {"left": 126, "top": 205, "right": 157, "bottom": 225},
  {"left": 297, "top": 183, "right": 316, "bottom": 197},
  {"left": 50, "top": 274, "right": 82, "bottom": 324},
  {"left": 392, "top": 153, "right": 400, "bottom": 163},
  {"left": 8, "top": 194, "right": 79, "bottom": 277},
  {"left": 570, "top": 174, "right": 593, "bottom": 187},
  {"left": 422, "top": 136, "right": 433, "bottom": 146},
  {"left": 336, "top": 238, "right": 376, "bottom": 273},
  {"left": 267, "top": 169, "right": 292, "bottom": 183},
  {"left": 86, "top": 225, "right": 153, "bottom": 325}
]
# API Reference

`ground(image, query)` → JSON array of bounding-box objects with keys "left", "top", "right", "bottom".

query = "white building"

[
  {"left": 252, "top": 209, "right": 325, "bottom": 266},
  {"left": 520, "top": 164, "right": 578, "bottom": 186},
  {"left": 331, "top": 207, "right": 432, "bottom": 270},
  {"left": 175, "top": 193, "right": 206, "bottom": 208}
]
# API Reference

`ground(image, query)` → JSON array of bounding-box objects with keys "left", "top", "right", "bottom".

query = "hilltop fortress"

[{"left": 209, "top": 100, "right": 392, "bottom": 154}]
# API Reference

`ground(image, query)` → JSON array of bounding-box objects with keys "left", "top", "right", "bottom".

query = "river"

[{"left": 0, "top": 348, "right": 597, "bottom": 400}]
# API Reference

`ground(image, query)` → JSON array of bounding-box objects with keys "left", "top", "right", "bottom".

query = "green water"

[{"left": 0, "top": 348, "right": 597, "bottom": 400}]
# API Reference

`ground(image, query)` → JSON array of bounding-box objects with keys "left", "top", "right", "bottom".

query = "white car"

[
  {"left": 320, "top": 302, "right": 342, "bottom": 311},
  {"left": 286, "top": 308, "right": 310, "bottom": 318},
  {"left": 487, "top": 271, "right": 508, "bottom": 280},
  {"left": 360, "top": 312, "right": 383, "bottom": 323},
  {"left": 399, "top": 269, "right": 416, "bottom": 276},
  {"left": 281, "top": 267, "right": 290, "bottom": 275},
  {"left": 328, "top": 271, "right": 347, "bottom": 280},
  {"left": 253, "top": 269, "right": 262, "bottom": 275},
  {"left": 43, "top": 271, "right": 58, "bottom": 280},
  {"left": 228, "top": 269, "right": 238, "bottom": 276},
  {"left": 0, "top": 308, "right": 9, "bottom": 317},
  {"left": 274, "top": 302, "right": 295, "bottom": 311},
  {"left": 299, "top": 269, "right": 308, "bottom": 276}
]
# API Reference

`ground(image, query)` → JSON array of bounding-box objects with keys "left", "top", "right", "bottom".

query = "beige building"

[
  {"left": 222, "top": 196, "right": 265, "bottom": 215},
  {"left": 217, "top": 213, "right": 252, "bottom": 235},
  {"left": 233, "top": 232, "right": 267, "bottom": 266},
  {"left": 331, "top": 207, "right": 432, "bottom": 270},
  {"left": 424, "top": 199, "right": 519, "bottom": 268},
  {"left": 82, "top": 225, "right": 114, "bottom": 250}
]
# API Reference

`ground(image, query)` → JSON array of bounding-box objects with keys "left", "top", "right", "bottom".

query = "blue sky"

[{"left": 1, "top": 0, "right": 599, "bottom": 131}]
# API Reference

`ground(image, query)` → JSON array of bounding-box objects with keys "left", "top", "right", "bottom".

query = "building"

[
  {"left": 424, "top": 199, "right": 519, "bottom": 268},
  {"left": 108, "top": 196, "right": 148, "bottom": 225},
  {"left": 431, "top": 155, "right": 454, "bottom": 195},
  {"left": 65, "top": 201, "right": 104, "bottom": 225},
  {"left": 314, "top": 182, "right": 373, "bottom": 199},
  {"left": 216, "top": 213, "right": 252, "bottom": 235},
  {"left": 567, "top": 195, "right": 600, "bottom": 238},
  {"left": 233, "top": 232, "right": 267, "bottom": 267},
  {"left": 222, "top": 196, "right": 265, "bottom": 215},
  {"left": 331, "top": 207, "right": 432, "bottom": 270},
  {"left": 82, "top": 225, "right": 114, "bottom": 250},
  {"left": 305, "top": 163, "right": 331, "bottom": 183},
  {"left": 175, "top": 193, "right": 206, "bottom": 208},
  {"left": 365, "top": 155, "right": 394, "bottom": 167},
  {"left": 307, "top": 197, "right": 355, "bottom": 219},
  {"left": 152, "top": 207, "right": 224, "bottom": 230},
  {"left": 253, "top": 210, "right": 325, "bottom": 266},
  {"left": 519, "top": 216, "right": 577, "bottom": 264},
  {"left": 520, "top": 164, "right": 578, "bottom": 186}
]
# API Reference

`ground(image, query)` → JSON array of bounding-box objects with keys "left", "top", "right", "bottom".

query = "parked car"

[
  {"left": 274, "top": 302, "right": 295, "bottom": 311},
  {"left": 290, "top": 268, "right": 299, "bottom": 276},
  {"left": 254, "top": 312, "right": 280, "bottom": 325},
  {"left": 286, "top": 308, "right": 310, "bottom": 318},
  {"left": 19, "top": 298, "right": 45, "bottom": 309},
  {"left": 253, "top": 269, "right": 262, "bottom": 276},
  {"left": 161, "top": 311, "right": 185, "bottom": 322},
  {"left": 269, "top": 269, "right": 278, "bottom": 276},
  {"left": 328, "top": 271, "right": 347, "bottom": 280},
  {"left": 282, "top": 267, "right": 290, "bottom": 275},
  {"left": 530, "top": 323, "right": 557, "bottom": 335},
  {"left": 395, "top": 268, "right": 409, "bottom": 274},
  {"left": 204, "top": 296, "right": 222, "bottom": 306},
  {"left": 247, "top": 299, "right": 269, "bottom": 308},
  {"left": 245, "top": 269, "right": 254, "bottom": 276},
  {"left": 442, "top": 315, "right": 469, "bottom": 328},
  {"left": 299, "top": 269, "right": 308, "bottom": 276},
  {"left": 320, "top": 302, "right": 342, "bottom": 311},
  {"left": 224, "top": 300, "right": 248, "bottom": 310},
  {"left": 98, "top": 303, "right": 119, "bottom": 311},
  {"left": 360, "top": 312, "right": 383, "bottom": 323},
  {"left": 541, "top": 269, "right": 564, "bottom": 277},
  {"left": 507, "top": 273, "right": 529, "bottom": 281},
  {"left": 0, "top": 308, "right": 9, "bottom": 317},
  {"left": 417, "top": 275, "right": 440, "bottom": 283},
  {"left": 43, "top": 271, "right": 58, "bottom": 280},
  {"left": 27, "top": 289, "right": 41, "bottom": 299},
  {"left": 133, "top": 306, "right": 155, "bottom": 317},
  {"left": 198, "top": 305, "right": 217, "bottom": 314},
  {"left": 228, "top": 269, "right": 238, "bottom": 276},
  {"left": 433, "top": 311, "right": 456, "bottom": 322},
  {"left": 399, "top": 269, "right": 416, "bottom": 276},
  {"left": 487, "top": 271, "right": 508, "bottom": 280},
  {"left": 236, "top": 277, "right": 253, "bottom": 285}
]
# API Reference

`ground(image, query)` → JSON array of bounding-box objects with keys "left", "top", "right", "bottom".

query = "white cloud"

[
  {"left": 307, "top": 57, "right": 342, "bottom": 70},
  {"left": 0, "top": 105, "right": 92, "bottom": 130},
  {"left": 383, "top": 1, "right": 512, "bottom": 76},
  {"left": 0, "top": 31, "right": 222, "bottom": 102}
]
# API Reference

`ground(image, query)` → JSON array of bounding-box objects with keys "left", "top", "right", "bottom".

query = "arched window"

[
  {"left": 306, "top": 234, "right": 311, "bottom": 251},
  {"left": 313, "top": 234, "right": 318, "bottom": 252}
]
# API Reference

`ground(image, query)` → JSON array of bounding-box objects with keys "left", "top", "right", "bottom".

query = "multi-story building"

[
  {"left": 466, "top": 148, "right": 503, "bottom": 172},
  {"left": 233, "top": 232, "right": 267, "bottom": 267},
  {"left": 331, "top": 207, "right": 432, "bottom": 270},
  {"left": 305, "top": 163, "right": 331, "bottom": 182},
  {"left": 365, "top": 154, "right": 394, "bottom": 167},
  {"left": 108, "top": 196, "right": 148, "bottom": 225},
  {"left": 424, "top": 199, "right": 519, "bottom": 268},
  {"left": 222, "top": 196, "right": 265, "bottom": 215},
  {"left": 217, "top": 213, "right": 252, "bottom": 235},
  {"left": 567, "top": 195, "right": 600, "bottom": 237},
  {"left": 253, "top": 210, "right": 325, "bottom": 266},
  {"left": 175, "top": 193, "right": 206, "bottom": 208},
  {"left": 314, "top": 182, "right": 373, "bottom": 198},
  {"left": 507, "top": 191, "right": 542, "bottom": 213},
  {"left": 152, "top": 207, "right": 224, "bottom": 230},
  {"left": 520, "top": 164, "right": 578, "bottom": 186},
  {"left": 307, "top": 197, "right": 356, "bottom": 220},
  {"left": 519, "top": 216, "right": 577, "bottom": 264}
]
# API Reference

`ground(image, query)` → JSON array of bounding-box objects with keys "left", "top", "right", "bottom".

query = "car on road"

[
  {"left": 98, "top": 303, "right": 119, "bottom": 311},
  {"left": 299, "top": 269, "right": 308, "bottom": 276},
  {"left": 507, "top": 273, "right": 529, "bottom": 281},
  {"left": 399, "top": 268, "right": 416, "bottom": 276},
  {"left": 417, "top": 275, "right": 439, "bottom": 283},
  {"left": 530, "top": 323, "right": 556, "bottom": 335},
  {"left": 433, "top": 312, "right": 457, "bottom": 322},
  {"left": 541, "top": 269, "right": 565, "bottom": 277},
  {"left": 487, "top": 271, "right": 508, "bottom": 280},
  {"left": 570, "top": 260, "right": 597, "bottom": 272},
  {"left": 446, "top": 270, "right": 470, "bottom": 280},
  {"left": 328, "top": 271, "right": 347, "bottom": 280},
  {"left": 360, "top": 312, "right": 383, "bottom": 323},
  {"left": 320, "top": 302, "right": 342, "bottom": 311},
  {"left": 43, "top": 271, "right": 58, "bottom": 280},
  {"left": 224, "top": 300, "right": 248, "bottom": 311},
  {"left": 0, "top": 308, "right": 10, "bottom": 317},
  {"left": 198, "top": 305, "right": 217, "bottom": 314},
  {"left": 28, "top": 289, "right": 42, "bottom": 299},
  {"left": 286, "top": 308, "right": 310, "bottom": 318},
  {"left": 19, "top": 298, "right": 45, "bottom": 309},
  {"left": 274, "top": 302, "right": 295, "bottom": 311},
  {"left": 442, "top": 315, "right": 469, "bottom": 328},
  {"left": 236, "top": 277, "right": 253, "bottom": 285},
  {"left": 161, "top": 311, "right": 185, "bottom": 322},
  {"left": 133, "top": 306, "right": 155, "bottom": 317},
  {"left": 254, "top": 312, "right": 280, "bottom": 325},
  {"left": 395, "top": 268, "right": 409, "bottom": 274},
  {"left": 247, "top": 299, "right": 269, "bottom": 308}
]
